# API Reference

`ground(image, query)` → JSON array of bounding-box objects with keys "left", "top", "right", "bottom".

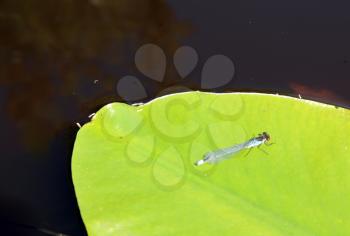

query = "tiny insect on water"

[{"left": 194, "top": 132, "right": 273, "bottom": 166}]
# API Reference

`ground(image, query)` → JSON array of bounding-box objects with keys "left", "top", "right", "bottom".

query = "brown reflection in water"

[
  {"left": 290, "top": 82, "right": 349, "bottom": 106},
  {"left": 0, "top": 0, "right": 191, "bottom": 152}
]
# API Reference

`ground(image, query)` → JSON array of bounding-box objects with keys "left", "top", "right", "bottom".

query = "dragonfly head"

[{"left": 261, "top": 132, "right": 270, "bottom": 142}]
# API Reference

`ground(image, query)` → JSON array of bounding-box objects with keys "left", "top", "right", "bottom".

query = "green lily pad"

[{"left": 72, "top": 92, "right": 350, "bottom": 236}]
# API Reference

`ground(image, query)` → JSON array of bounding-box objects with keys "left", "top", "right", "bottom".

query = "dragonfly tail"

[{"left": 194, "top": 159, "right": 205, "bottom": 166}]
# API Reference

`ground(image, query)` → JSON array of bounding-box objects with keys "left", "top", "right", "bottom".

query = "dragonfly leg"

[
  {"left": 257, "top": 145, "right": 269, "bottom": 155},
  {"left": 244, "top": 147, "right": 253, "bottom": 157}
]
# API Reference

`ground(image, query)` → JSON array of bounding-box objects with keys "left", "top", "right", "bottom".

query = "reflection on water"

[
  {"left": 0, "top": 1, "right": 190, "bottom": 235},
  {"left": 0, "top": 0, "right": 191, "bottom": 151}
]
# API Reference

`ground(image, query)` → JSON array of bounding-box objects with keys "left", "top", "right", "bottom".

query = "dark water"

[{"left": 1, "top": 0, "right": 350, "bottom": 235}]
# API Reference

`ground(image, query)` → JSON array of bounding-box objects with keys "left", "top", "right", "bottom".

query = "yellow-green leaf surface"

[{"left": 72, "top": 92, "right": 350, "bottom": 236}]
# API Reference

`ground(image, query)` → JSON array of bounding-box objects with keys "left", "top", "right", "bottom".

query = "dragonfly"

[{"left": 194, "top": 132, "right": 272, "bottom": 166}]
